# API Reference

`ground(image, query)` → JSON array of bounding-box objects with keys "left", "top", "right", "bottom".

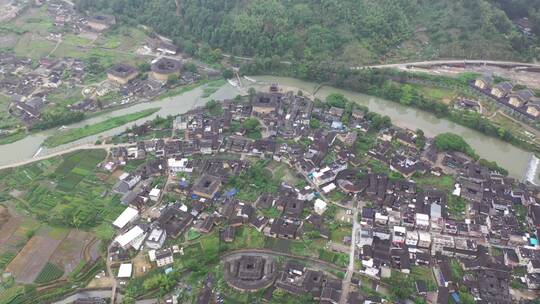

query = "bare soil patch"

[
  {"left": 6, "top": 235, "right": 62, "bottom": 283},
  {"left": 49, "top": 230, "right": 94, "bottom": 277},
  {"left": 0, "top": 217, "right": 20, "bottom": 253},
  {"left": 132, "top": 251, "right": 153, "bottom": 278}
]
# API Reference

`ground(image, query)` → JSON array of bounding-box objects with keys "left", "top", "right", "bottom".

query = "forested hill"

[{"left": 77, "top": 0, "right": 539, "bottom": 65}]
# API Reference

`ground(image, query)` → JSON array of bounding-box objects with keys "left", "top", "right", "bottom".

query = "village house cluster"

[
  {"left": 0, "top": 53, "right": 85, "bottom": 125},
  {"left": 98, "top": 85, "right": 540, "bottom": 304},
  {"left": 0, "top": 2, "right": 206, "bottom": 133},
  {"left": 473, "top": 75, "right": 540, "bottom": 120}
]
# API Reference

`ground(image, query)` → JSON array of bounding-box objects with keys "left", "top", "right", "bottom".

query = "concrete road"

[{"left": 339, "top": 196, "right": 360, "bottom": 304}]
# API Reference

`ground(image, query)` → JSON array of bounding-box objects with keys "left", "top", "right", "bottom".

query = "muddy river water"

[{"left": 0, "top": 76, "right": 537, "bottom": 184}]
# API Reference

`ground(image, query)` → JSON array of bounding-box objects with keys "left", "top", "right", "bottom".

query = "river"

[
  {"left": 0, "top": 76, "right": 537, "bottom": 184},
  {"left": 0, "top": 83, "right": 241, "bottom": 166},
  {"left": 248, "top": 76, "right": 539, "bottom": 184}
]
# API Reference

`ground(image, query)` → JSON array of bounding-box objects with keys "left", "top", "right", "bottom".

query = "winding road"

[
  {"left": 361, "top": 59, "right": 540, "bottom": 69},
  {"left": 222, "top": 53, "right": 540, "bottom": 70}
]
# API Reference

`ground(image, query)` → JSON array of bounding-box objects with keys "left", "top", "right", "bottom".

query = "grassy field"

[
  {"left": 411, "top": 83, "right": 457, "bottom": 104},
  {"left": 46, "top": 85, "right": 85, "bottom": 109},
  {"left": 13, "top": 33, "right": 56, "bottom": 59},
  {"left": 201, "top": 79, "right": 226, "bottom": 98},
  {"left": 158, "top": 79, "right": 216, "bottom": 100},
  {"left": 413, "top": 174, "right": 455, "bottom": 191},
  {"left": 330, "top": 226, "right": 352, "bottom": 244},
  {"left": 43, "top": 108, "right": 160, "bottom": 147},
  {"left": 318, "top": 249, "right": 349, "bottom": 268},
  {"left": 0, "top": 130, "right": 26, "bottom": 145}
]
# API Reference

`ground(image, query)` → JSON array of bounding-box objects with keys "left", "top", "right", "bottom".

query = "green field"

[
  {"left": 0, "top": 252, "right": 16, "bottom": 270},
  {"left": 0, "top": 150, "right": 124, "bottom": 228},
  {"left": 35, "top": 263, "right": 64, "bottom": 284},
  {"left": 318, "top": 249, "right": 349, "bottom": 268},
  {"left": 13, "top": 34, "right": 56, "bottom": 59},
  {"left": 330, "top": 226, "right": 352, "bottom": 244},
  {"left": 0, "top": 285, "right": 25, "bottom": 304},
  {"left": 43, "top": 108, "right": 160, "bottom": 147}
]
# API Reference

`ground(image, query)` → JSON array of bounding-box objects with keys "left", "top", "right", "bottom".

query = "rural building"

[
  {"left": 156, "top": 41, "right": 177, "bottom": 55},
  {"left": 224, "top": 255, "right": 277, "bottom": 292},
  {"left": 526, "top": 101, "right": 540, "bottom": 118},
  {"left": 149, "top": 188, "right": 161, "bottom": 201},
  {"left": 168, "top": 158, "right": 192, "bottom": 173},
  {"left": 155, "top": 248, "right": 174, "bottom": 267},
  {"left": 112, "top": 207, "right": 139, "bottom": 229},
  {"left": 192, "top": 174, "right": 222, "bottom": 199},
  {"left": 490, "top": 82, "right": 513, "bottom": 98},
  {"left": 251, "top": 92, "right": 280, "bottom": 114},
  {"left": 115, "top": 225, "right": 146, "bottom": 250},
  {"left": 146, "top": 227, "right": 166, "bottom": 249},
  {"left": 150, "top": 58, "right": 182, "bottom": 81},
  {"left": 107, "top": 64, "right": 139, "bottom": 85},
  {"left": 508, "top": 89, "right": 535, "bottom": 107},
  {"left": 117, "top": 263, "right": 132, "bottom": 278},
  {"left": 474, "top": 75, "right": 493, "bottom": 90},
  {"left": 314, "top": 199, "right": 327, "bottom": 215}
]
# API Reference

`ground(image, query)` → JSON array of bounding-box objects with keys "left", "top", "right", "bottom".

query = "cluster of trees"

[
  {"left": 448, "top": 111, "right": 514, "bottom": 142},
  {"left": 242, "top": 118, "right": 262, "bottom": 139},
  {"left": 434, "top": 132, "right": 477, "bottom": 158},
  {"left": 30, "top": 111, "right": 85, "bottom": 131},
  {"left": 491, "top": 0, "right": 540, "bottom": 36},
  {"left": 204, "top": 99, "right": 224, "bottom": 117},
  {"left": 76, "top": 0, "right": 535, "bottom": 65},
  {"left": 433, "top": 133, "right": 508, "bottom": 174},
  {"left": 228, "top": 160, "right": 279, "bottom": 200}
]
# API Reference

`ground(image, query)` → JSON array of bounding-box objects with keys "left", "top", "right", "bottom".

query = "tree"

[
  {"left": 183, "top": 62, "right": 198, "bottom": 73},
  {"left": 434, "top": 133, "right": 477, "bottom": 158},
  {"left": 309, "top": 118, "right": 321, "bottom": 129},
  {"left": 415, "top": 128, "right": 426, "bottom": 150},
  {"left": 242, "top": 118, "right": 262, "bottom": 139},
  {"left": 205, "top": 99, "right": 223, "bottom": 117},
  {"left": 384, "top": 272, "right": 414, "bottom": 300},
  {"left": 326, "top": 93, "right": 347, "bottom": 108},
  {"left": 248, "top": 87, "right": 257, "bottom": 97},
  {"left": 400, "top": 84, "right": 415, "bottom": 105},
  {"left": 222, "top": 69, "right": 234, "bottom": 79},
  {"left": 137, "top": 62, "right": 151, "bottom": 72},
  {"left": 166, "top": 74, "right": 179, "bottom": 86}
]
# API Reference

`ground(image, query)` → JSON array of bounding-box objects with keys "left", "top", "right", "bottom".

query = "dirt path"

[{"left": 47, "top": 38, "right": 62, "bottom": 57}]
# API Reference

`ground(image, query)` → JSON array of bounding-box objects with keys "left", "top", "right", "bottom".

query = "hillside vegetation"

[{"left": 77, "top": 0, "right": 539, "bottom": 64}]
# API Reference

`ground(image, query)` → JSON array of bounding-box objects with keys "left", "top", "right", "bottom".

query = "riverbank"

[
  {"left": 249, "top": 76, "right": 540, "bottom": 184},
  {"left": 0, "top": 75, "right": 538, "bottom": 183},
  {"left": 0, "top": 79, "right": 240, "bottom": 168},
  {"left": 0, "top": 78, "right": 223, "bottom": 148},
  {"left": 241, "top": 64, "right": 540, "bottom": 155},
  {"left": 43, "top": 108, "right": 160, "bottom": 148}
]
